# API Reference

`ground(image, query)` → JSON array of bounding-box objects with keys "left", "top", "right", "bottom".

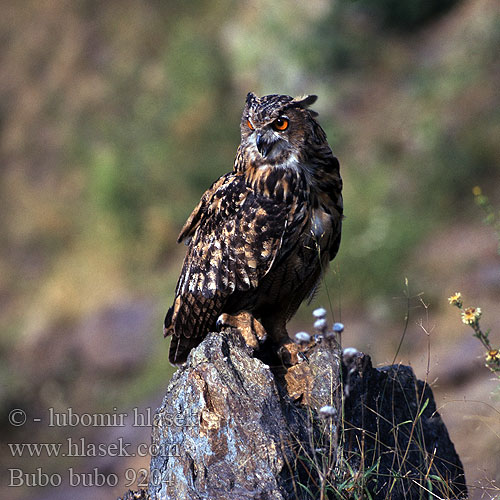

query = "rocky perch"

[{"left": 119, "top": 325, "right": 467, "bottom": 500}]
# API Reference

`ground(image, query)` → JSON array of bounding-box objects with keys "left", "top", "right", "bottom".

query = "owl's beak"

[{"left": 256, "top": 133, "right": 273, "bottom": 157}]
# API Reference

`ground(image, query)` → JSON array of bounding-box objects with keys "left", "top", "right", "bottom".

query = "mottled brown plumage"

[{"left": 164, "top": 92, "right": 343, "bottom": 364}]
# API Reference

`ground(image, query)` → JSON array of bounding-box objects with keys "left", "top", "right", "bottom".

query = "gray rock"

[
  {"left": 342, "top": 351, "right": 468, "bottom": 499},
  {"left": 119, "top": 327, "right": 467, "bottom": 500},
  {"left": 148, "top": 329, "right": 332, "bottom": 500}
]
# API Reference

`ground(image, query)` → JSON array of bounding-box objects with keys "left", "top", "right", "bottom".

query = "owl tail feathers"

[
  {"left": 163, "top": 294, "right": 223, "bottom": 364},
  {"left": 163, "top": 306, "right": 174, "bottom": 337},
  {"left": 168, "top": 336, "right": 194, "bottom": 365},
  {"left": 163, "top": 304, "right": 198, "bottom": 365}
]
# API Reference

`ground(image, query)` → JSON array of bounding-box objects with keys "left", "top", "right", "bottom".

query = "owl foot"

[
  {"left": 278, "top": 339, "right": 316, "bottom": 367},
  {"left": 216, "top": 311, "right": 267, "bottom": 350}
]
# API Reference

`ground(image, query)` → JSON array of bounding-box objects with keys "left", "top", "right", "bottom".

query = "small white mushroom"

[
  {"left": 313, "top": 307, "right": 327, "bottom": 319},
  {"left": 319, "top": 405, "right": 337, "bottom": 418},
  {"left": 314, "top": 318, "right": 328, "bottom": 332},
  {"left": 294, "top": 331, "right": 311, "bottom": 344}
]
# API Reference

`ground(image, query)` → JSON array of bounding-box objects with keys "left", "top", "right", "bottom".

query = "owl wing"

[{"left": 164, "top": 172, "right": 300, "bottom": 364}]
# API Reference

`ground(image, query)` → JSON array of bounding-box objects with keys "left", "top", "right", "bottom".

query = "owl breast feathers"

[{"left": 164, "top": 92, "right": 343, "bottom": 364}]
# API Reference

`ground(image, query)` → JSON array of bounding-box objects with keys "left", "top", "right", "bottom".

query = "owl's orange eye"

[
  {"left": 272, "top": 117, "right": 289, "bottom": 131},
  {"left": 247, "top": 119, "right": 254, "bottom": 131}
]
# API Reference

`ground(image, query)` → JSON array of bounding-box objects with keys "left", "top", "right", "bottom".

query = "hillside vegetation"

[{"left": 1, "top": 0, "right": 499, "bottom": 498}]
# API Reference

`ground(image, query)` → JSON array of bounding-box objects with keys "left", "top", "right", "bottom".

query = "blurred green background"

[{"left": 1, "top": 0, "right": 499, "bottom": 498}]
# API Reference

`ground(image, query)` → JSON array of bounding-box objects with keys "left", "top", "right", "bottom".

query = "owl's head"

[{"left": 241, "top": 92, "right": 322, "bottom": 165}]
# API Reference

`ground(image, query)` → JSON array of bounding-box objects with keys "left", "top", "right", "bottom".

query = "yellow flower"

[
  {"left": 448, "top": 292, "right": 462, "bottom": 307},
  {"left": 472, "top": 186, "right": 482, "bottom": 196},
  {"left": 461, "top": 306, "right": 482, "bottom": 325},
  {"left": 486, "top": 349, "right": 500, "bottom": 365}
]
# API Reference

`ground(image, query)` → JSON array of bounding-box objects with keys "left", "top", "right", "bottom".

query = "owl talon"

[
  {"left": 216, "top": 315, "right": 226, "bottom": 330},
  {"left": 216, "top": 311, "right": 267, "bottom": 350},
  {"left": 298, "top": 351, "right": 309, "bottom": 364},
  {"left": 278, "top": 340, "right": 316, "bottom": 366}
]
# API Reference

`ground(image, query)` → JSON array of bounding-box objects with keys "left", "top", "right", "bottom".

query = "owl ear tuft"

[
  {"left": 293, "top": 95, "right": 318, "bottom": 107},
  {"left": 246, "top": 92, "right": 258, "bottom": 106}
]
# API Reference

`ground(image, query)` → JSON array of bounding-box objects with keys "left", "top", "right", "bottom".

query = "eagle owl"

[{"left": 164, "top": 92, "right": 343, "bottom": 364}]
